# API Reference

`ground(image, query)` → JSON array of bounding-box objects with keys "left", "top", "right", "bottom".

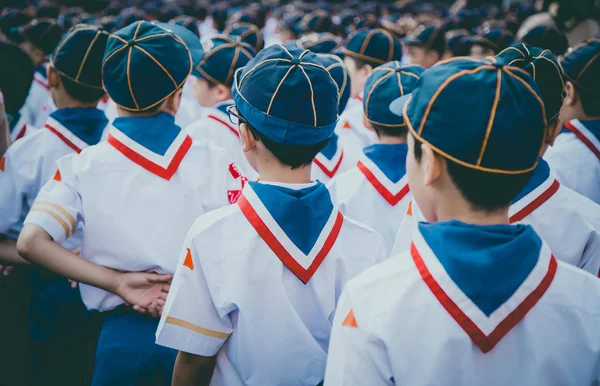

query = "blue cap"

[
  {"left": 445, "top": 29, "right": 472, "bottom": 57},
  {"left": 300, "top": 10, "right": 334, "bottom": 34},
  {"left": 561, "top": 37, "right": 600, "bottom": 99},
  {"left": 391, "top": 57, "right": 547, "bottom": 174},
  {"left": 496, "top": 43, "right": 565, "bottom": 120},
  {"left": 224, "top": 23, "right": 264, "bottom": 52},
  {"left": 194, "top": 35, "right": 255, "bottom": 87},
  {"left": 403, "top": 24, "right": 446, "bottom": 55},
  {"left": 281, "top": 14, "right": 303, "bottom": 35},
  {"left": 468, "top": 27, "right": 514, "bottom": 54},
  {"left": 364, "top": 62, "right": 423, "bottom": 128},
  {"left": 49, "top": 25, "right": 109, "bottom": 91},
  {"left": 228, "top": 11, "right": 257, "bottom": 26},
  {"left": 343, "top": 29, "right": 402, "bottom": 66},
  {"left": 354, "top": 16, "right": 382, "bottom": 31},
  {"left": 103, "top": 20, "right": 202, "bottom": 112},
  {"left": 295, "top": 32, "right": 341, "bottom": 54},
  {"left": 7, "top": 19, "right": 64, "bottom": 55},
  {"left": 233, "top": 44, "right": 339, "bottom": 145},
  {"left": 318, "top": 53, "right": 351, "bottom": 113},
  {"left": 170, "top": 16, "right": 200, "bottom": 38},
  {"left": 521, "top": 25, "right": 568, "bottom": 56},
  {"left": 0, "top": 11, "right": 31, "bottom": 35}
]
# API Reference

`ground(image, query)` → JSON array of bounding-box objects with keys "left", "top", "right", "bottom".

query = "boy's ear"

[
  {"left": 361, "top": 63, "right": 374, "bottom": 77},
  {"left": 362, "top": 115, "right": 374, "bottom": 132},
  {"left": 216, "top": 83, "right": 232, "bottom": 99},
  {"left": 563, "top": 81, "right": 578, "bottom": 106},
  {"left": 421, "top": 143, "right": 443, "bottom": 186},
  {"left": 239, "top": 123, "right": 257, "bottom": 153},
  {"left": 32, "top": 46, "right": 46, "bottom": 66},
  {"left": 46, "top": 65, "right": 60, "bottom": 88},
  {"left": 164, "top": 89, "right": 183, "bottom": 115}
]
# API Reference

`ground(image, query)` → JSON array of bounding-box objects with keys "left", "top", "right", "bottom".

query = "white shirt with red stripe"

[
  {"left": 156, "top": 181, "right": 385, "bottom": 386},
  {"left": 0, "top": 114, "right": 103, "bottom": 245},
  {"left": 328, "top": 146, "right": 411, "bottom": 255},
  {"left": 9, "top": 113, "right": 36, "bottom": 143},
  {"left": 312, "top": 133, "right": 352, "bottom": 183},
  {"left": 545, "top": 120, "right": 600, "bottom": 205},
  {"left": 325, "top": 223, "right": 600, "bottom": 386},
  {"left": 335, "top": 95, "right": 377, "bottom": 164},
  {"left": 186, "top": 101, "right": 257, "bottom": 180},
  {"left": 24, "top": 116, "right": 245, "bottom": 311},
  {"left": 392, "top": 165, "right": 600, "bottom": 276},
  {"left": 20, "top": 66, "right": 56, "bottom": 128}
]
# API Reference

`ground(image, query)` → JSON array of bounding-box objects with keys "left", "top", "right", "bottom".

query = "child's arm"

[
  {"left": 172, "top": 351, "right": 217, "bottom": 386},
  {"left": 0, "top": 237, "right": 30, "bottom": 265},
  {"left": 18, "top": 223, "right": 171, "bottom": 316},
  {"left": 0, "top": 91, "right": 9, "bottom": 156}
]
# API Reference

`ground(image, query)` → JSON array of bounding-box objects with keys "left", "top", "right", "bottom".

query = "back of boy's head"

[
  {"left": 390, "top": 57, "right": 547, "bottom": 212},
  {"left": 7, "top": 19, "right": 64, "bottom": 55},
  {"left": 300, "top": 10, "right": 335, "bottom": 35},
  {"left": 49, "top": 24, "right": 110, "bottom": 103},
  {"left": 403, "top": 24, "right": 446, "bottom": 56},
  {"left": 170, "top": 15, "right": 200, "bottom": 38},
  {"left": 0, "top": 39, "right": 34, "bottom": 115},
  {"left": 318, "top": 53, "right": 351, "bottom": 113},
  {"left": 193, "top": 34, "right": 255, "bottom": 88},
  {"left": 468, "top": 26, "right": 514, "bottom": 55},
  {"left": 561, "top": 37, "right": 600, "bottom": 117},
  {"left": 211, "top": 6, "right": 228, "bottom": 32},
  {"left": 496, "top": 43, "right": 565, "bottom": 124},
  {"left": 343, "top": 28, "right": 403, "bottom": 69},
  {"left": 521, "top": 25, "right": 568, "bottom": 56},
  {"left": 102, "top": 20, "right": 202, "bottom": 113},
  {"left": 223, "top": 22, "right": 264, "bottom": 53},
  {"left": 364, "top": 62, "right": 423, "bottom": 137},
  {"left": 295, "top": 32, "right": 341, "bottom": 55},
  {"left": 0, "top": 11, "right": 31, "bottom": 37},
  {"left": 232, "top": 44, "right": 339, "bottom": 168}
]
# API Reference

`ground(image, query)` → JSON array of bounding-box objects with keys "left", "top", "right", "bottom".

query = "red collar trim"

[
  {"left": 411, "top": 242, "right": 557, "bottom": 353},
  {"left": 357, "top": 160, "right": 410, "bottom": 206},
  {"left": 565, "top": 121, "right": 600, "bottom": 161},
  {"left": 107, "top": 134, "right": 192, "bottom": 181},
  {"left": 238, "top": 194, "right": 343, "bottom": 284},
  {"left": 34, "top": 74, "right": 50, "bottom": 90},
  {"left": 207, "top": 114, "right": 240, "bottom": 139},
  {"left": 313, "top": 151, "right": 344, "bottom": 178},
  {"left": 14, "top": 123, "right": 27, "bottom": 141},
  {"left": 45, "top": 124, "right": 82, "bottom": 154},
  {"left": 510, "top": 179, "right": 560, "bottom": 223}
]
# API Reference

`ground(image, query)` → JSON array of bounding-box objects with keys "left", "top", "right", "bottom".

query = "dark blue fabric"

[
  {"left": 92, "top": 310, "right": 177, "bottom": 386},
  {"left": 579, "top": 120, "right": 600, "bottom": 143},
  {"left": 50, "top": 108, "right": 108, "bottom": 146},
  {"left": 345, "top": 29, "right": 403, "bottom": 64},
  {"left": 404, "top": 58, "right": 545, "bottom": 173},
  {"left": 561, "top": 38, "right": 600, "bottom": 97},
  {"left": 419, "top": 221, "right": 541, "bottom": 316},
  {"left": 192, "top": 36, "right": 255, "bottom": 87},
  {"left": 317, "top": 54, "right": 351, "bottom": 113},
  {"left": 233, "top": 45, "right": 338, "bottom": 145},
  {"left": 512, "top": 158, "right": 551, "bottom": 204},
  {"left": 319, "top": 132, "right": 339, "bottom": 160},
  {"left": 8, "top": 112, "right": 21, "bottom": 134},
  {"left": 250, "top": 181, "right": 334, "bottom": 255},
  {"left": 112, "top": 113, "right": 180, "bottom": 156},
  {"left": 214, "top": 100, "right": 233, "bottom": 116},
  {"left": 35, "top": 65, "right": 47, "bottom": 78},
  {"left": 363, "top": 144, "right": 408, "bottom": 183}
]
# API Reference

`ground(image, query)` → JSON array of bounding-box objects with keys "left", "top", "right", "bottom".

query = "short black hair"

[
  {"left": 412, "top": 136, "right": 533, "bottom": 212},
  {"left": 578, "top": 88, "right": 600, "bottom": 117},
  {"left": 346, "top": 55, "right": 382, "bottom": 71},
  {"left": 371, "top": 122, "right": 408, "bottom": 138},
  {"left": 251, "top": 125, "right": 327, "bottom": 169},
  {"left": 60, "top": 74, "right": 106, "bottom": 103}
]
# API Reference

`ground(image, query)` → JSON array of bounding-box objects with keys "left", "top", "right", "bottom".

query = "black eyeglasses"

[{"left": 227, "top": 105, "right": 259, "bottom": 140}]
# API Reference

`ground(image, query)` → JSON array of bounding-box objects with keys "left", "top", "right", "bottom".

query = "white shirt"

[
  {"left": 328, "top": 151, "right": 411, "bottom": 256},
  {"left": 325, "top": 227, "right": 600, "bottom": 386},
  {"left": 156, "top": 182, "right": 385, "bottom": 386},
  {"left": 185, "top": 101, "right": 257, "bottom": 180},
  {"left": 24, "top": 122, "right": 245, "bottom": 311},
  {"left": 9, "top": 114, "right": 35, "bottom": 143},
  {"left": 311, "top": 134, "right": 352, "bottom": 184},
  {"left": 545, "top": 120, "right": 600, "bottom": 205},
  {"left": 20, "top": 67, "right": 56, "bottom": 128},
  {"left": 335, "top": 95, "right": 377, "bottom": 165}
]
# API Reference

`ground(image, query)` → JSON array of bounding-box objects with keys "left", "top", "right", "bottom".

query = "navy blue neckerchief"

[
  {"left": 214, "top": 100, "right": 233, "bottom": 116},
  {"left": 112, "top": 113, "right": 181, "bottom": 155},
  {"left": 512, "top": 158, "right": 550, "bottom": 204},
  {"left": 250, "top": 181, "right": 334, "bottom": 255},
  {"left": 419, "top": 221, "right": 541, "bottom": 316},
  {"left": 319, "top": 132, "right": 340, "bottom": 160},
  {"left": 50, "top": 108, "right": 108, "bottom": 146},
  {"left": 363, "top": 143, "right": 408, "bottom": 183},
  {"left": 35, "top": 65, "right": 47, "bottom": 79}
]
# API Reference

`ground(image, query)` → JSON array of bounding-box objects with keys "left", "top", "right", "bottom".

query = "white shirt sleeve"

[
  {"left": 23, "top": 154, "right": 83, "bottom": 244},
  {"left": 0, "top": 149, "right": 30, "bottom": 235},
  {"left": 156, "top": 230, "right": 233, "bottom": 357},
  {"left": 325, "top": 290, "right": 394, "bottom": 386}
]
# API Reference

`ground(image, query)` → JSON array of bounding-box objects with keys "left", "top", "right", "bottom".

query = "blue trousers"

[{"left": 91, "top": 309, "right": 178, "bottom": 386}]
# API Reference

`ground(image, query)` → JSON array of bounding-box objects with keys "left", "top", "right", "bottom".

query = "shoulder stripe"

[{"left": 165, "top": 316, "right": 230, "bottom": 339}]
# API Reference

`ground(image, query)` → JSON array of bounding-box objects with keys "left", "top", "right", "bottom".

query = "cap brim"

[
  {"left": 389, "top": 94, "right": 411, "bottom": 117},
  {"left": 402, "top": 36, "right": 422, "bottom": 46},
  {"left": 154, "top": 22, "right": 204, "bottom": 68}
]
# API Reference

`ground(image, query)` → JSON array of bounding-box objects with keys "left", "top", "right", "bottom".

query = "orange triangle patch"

[
  {"left": 342, "top": 309, "right": 358, "bottom": 328},
  {"left": 406, "top": 200, "right": 413, "bottom": 216},
  {"left": 53, "top": 170, "right": 62, "bottom": 181},
  {"left": 343, "top": 121, "right": 351, "bottom": 130},
  {"left": 0, "top": 156, "right": 5, "bottom": 172},
  {"left": 183, "top": 248, "right": 194, "bottom": 270}
]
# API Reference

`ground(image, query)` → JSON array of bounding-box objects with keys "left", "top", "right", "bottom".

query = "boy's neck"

[
  {"left": 55, "top": 96, "right": 98, "bottom": 110},
  {"left": 424, "top": 190, "right": 510, "bottom": 226},
  {"left": 256, "top": 162, "right": 313, "bottom": 184},
  {"left": 377, "top": 134, "right": 407, "bottom": 145}
]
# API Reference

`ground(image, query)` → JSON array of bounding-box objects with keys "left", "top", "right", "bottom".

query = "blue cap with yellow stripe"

[
  {"left": 343, "top": 28, "right": 402, "bottom": 66},
  {"left": 102, "top": 20, "right": 202, "bottom": 112},
  {"left": 391, "top": 57, "right": 546, "bottom": 174},
  {"left": 318, "top": 53, "right": 351, "bottom": 113},
  {"left": 561, "top": 37, "right": 600, "bottom": 99},
  {"left": 224, "top": 23, "right": 264, "bottom": 53},
  {"left": 295, "top": 32, "right": 341, "bottom": 54},
  {"left": 232, "top": 44, "right": 339, "bottom": 145},
  {"left": 194, "top": 34, "right": 255, "bottom": 88},
  {"left": 364, "top": 62, "right": 423, "bottom": 128},
  {"left": 49, "top": 24, "right": 110, "bottom": 91}
]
